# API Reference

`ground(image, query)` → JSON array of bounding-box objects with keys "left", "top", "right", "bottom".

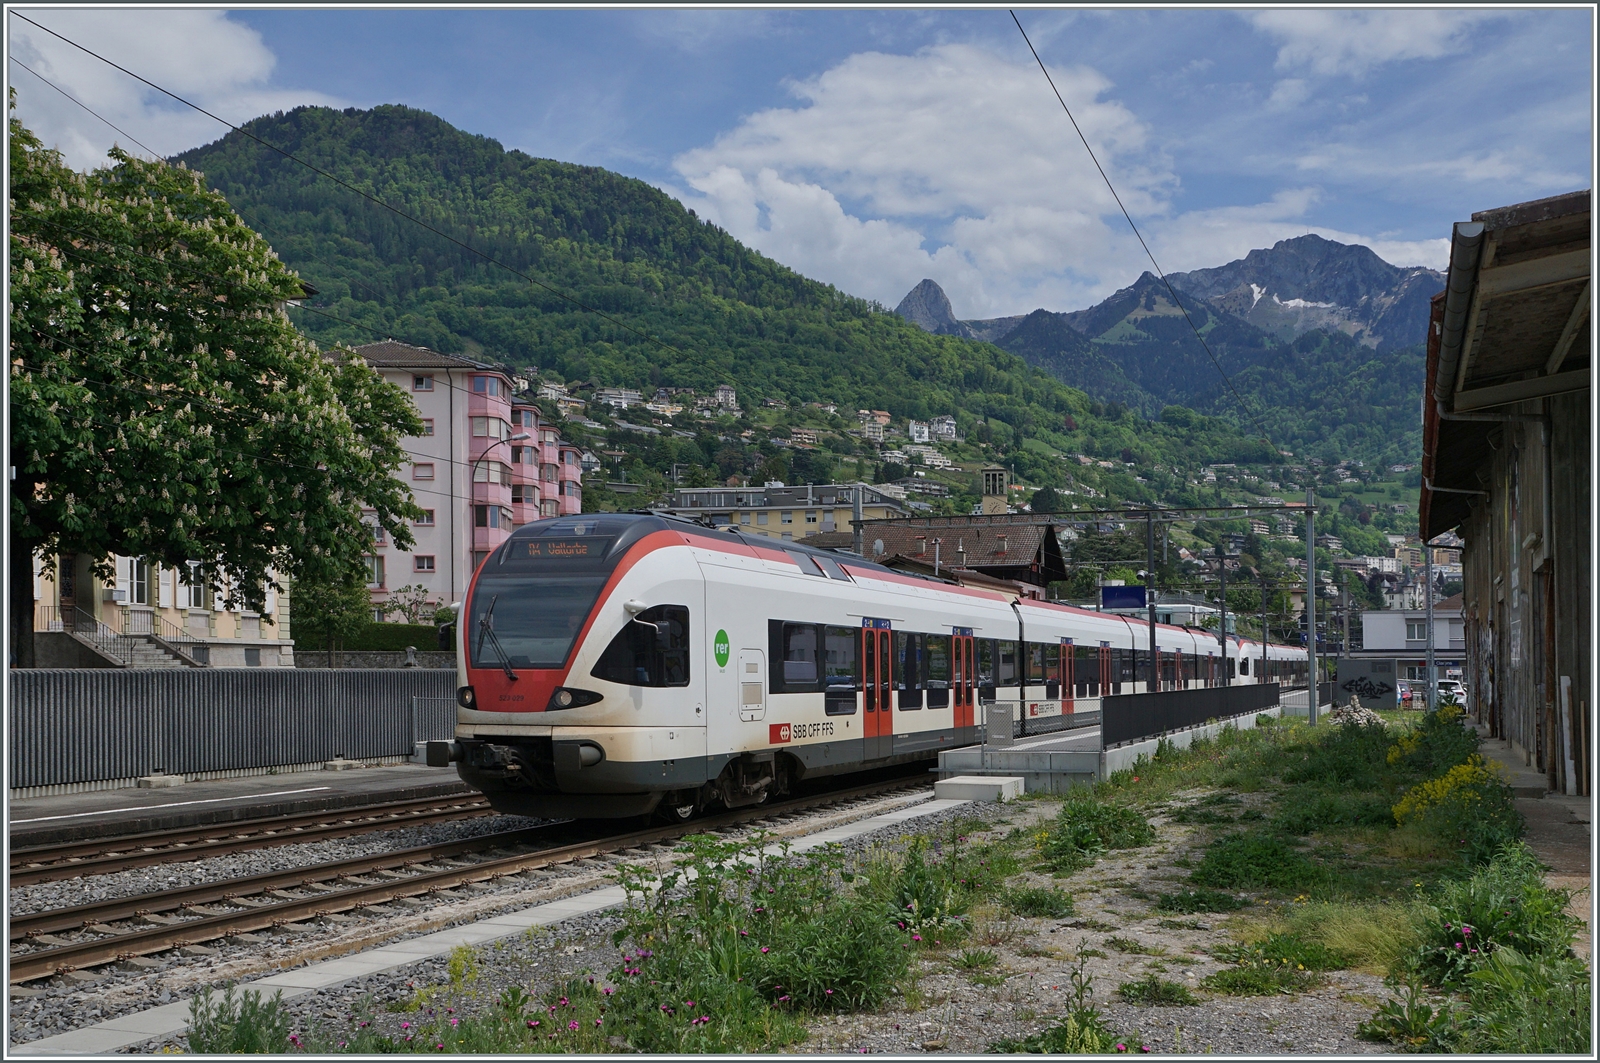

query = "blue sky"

[{"left": 9, "top": 7, "right": 1592, "bottom": 317}]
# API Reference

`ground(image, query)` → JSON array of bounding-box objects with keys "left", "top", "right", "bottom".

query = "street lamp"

[
  {"left": 471, "top": 433, "right": 531, "bottom": 477},
  {"left": 469, "top": 432, "right": 532, "bottom": 538}
]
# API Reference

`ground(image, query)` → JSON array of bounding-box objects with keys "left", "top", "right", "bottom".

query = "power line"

[
  {"left": 1007, "top": 10, "right": 1272, "bottom": 445},
  {"left": 6, "top": 53, "right": 162, "bottom": 161},
  {"left": 10, "top": 11, "right": 692, "bottom": 364}
]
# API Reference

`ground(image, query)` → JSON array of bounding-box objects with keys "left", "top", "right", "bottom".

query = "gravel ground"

[
  {"left": 783, "top": 794, "right": 1398, "bottom": 1055},
  {"left": 8, "top": 792, "right": 941, "bottom": 1048},
  {"left": 109, "top": 799, "right": 996, "bottom": 1054},
  {"left": 8, "top": 813, "right": 550, "bottom": 916},
  {"left": 17, "top": 790, "right": 1408, "bottom": 1055}
]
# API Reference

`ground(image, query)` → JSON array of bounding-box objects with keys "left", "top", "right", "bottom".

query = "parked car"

[
  {"left": 1397, "top": 680, "right": 1414, "bottom": 705},
  {"left": 1436, "top": 680, "right": 1469, "bottom": 709}
]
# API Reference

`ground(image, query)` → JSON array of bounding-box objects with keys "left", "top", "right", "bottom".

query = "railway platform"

[{"left": 9, "top": 763, "right": 470, "bottom": 848}]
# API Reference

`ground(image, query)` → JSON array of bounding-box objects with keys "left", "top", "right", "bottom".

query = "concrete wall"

[
  {"left": 937, "top": 707, "right": 1283, "bottom": 794},
  {"left": 32, "top": 632, "right": 120, "bottom": 668}
]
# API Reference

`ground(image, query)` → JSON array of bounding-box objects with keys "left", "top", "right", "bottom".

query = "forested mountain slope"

[{"left": 174, "top": 105, "right": 1279, "bottom": 478}]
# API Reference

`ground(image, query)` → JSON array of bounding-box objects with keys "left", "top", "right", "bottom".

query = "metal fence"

[
  {"left": 1101, "top": 683, "right": 1281, "bottom": 748},
  {"left": 9, "top": 669, "right": 456, "bottom": 789}
]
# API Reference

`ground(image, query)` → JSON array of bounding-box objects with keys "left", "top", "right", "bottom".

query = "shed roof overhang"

[{"left": 1420, "top": 189, "right": 1591, "bottom": 539}]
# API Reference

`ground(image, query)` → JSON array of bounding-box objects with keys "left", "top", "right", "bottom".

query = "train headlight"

[
  {"left": 546, "top": 687, "right": 603, "bottom": 711},
  {"left": 457, "top": 686, "right": 476, "bottom": 709}
]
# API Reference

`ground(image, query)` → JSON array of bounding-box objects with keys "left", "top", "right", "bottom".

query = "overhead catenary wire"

[
  {"left": 10, "top": 11, "right": 692, "bottom": 365},
  {"left": 7, "top": 54, "right": 163, "bottom": 161},
  {"left": 1007, "top": 10, "right": 1272, "bottom": 445}
]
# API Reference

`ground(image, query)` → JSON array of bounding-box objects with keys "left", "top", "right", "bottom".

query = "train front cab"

[{"left": 444, "top": 516, "right": 712, "bottom": 819}]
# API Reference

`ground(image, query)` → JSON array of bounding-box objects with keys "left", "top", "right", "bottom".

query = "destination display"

[{"left": 524, "top": 537, "right": 613, "bottom": 559}]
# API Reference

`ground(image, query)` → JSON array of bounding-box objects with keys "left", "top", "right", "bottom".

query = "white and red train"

[{"left": 435, "top": 513, "right": 1308, "bottom": 819}]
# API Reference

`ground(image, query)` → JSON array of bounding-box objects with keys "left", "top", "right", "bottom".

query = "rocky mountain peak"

[
  {"left": 1165, "top": 236, "right": 1443, "bottom": 353},
  {"left": 894, "top": 279, "right": 974, "bottom": 338}
]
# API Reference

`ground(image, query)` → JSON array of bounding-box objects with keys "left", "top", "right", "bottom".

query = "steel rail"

[
  {"left": 8, "top": 777, "right": 929, "bottom": 983},
  {"left": 9, "top": 795, "right": 492, "bottom": 886}
]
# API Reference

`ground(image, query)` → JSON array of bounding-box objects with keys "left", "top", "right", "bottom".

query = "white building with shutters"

[{"left": 32, "top": 553, "right": 295, "bottom": 667}]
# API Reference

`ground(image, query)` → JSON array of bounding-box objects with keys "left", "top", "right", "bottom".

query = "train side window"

[
  {"left": 977, "top": 639, "right": 997, "bottom": 703},
  {"left": 768, "top": 620, "right": 821, "bottom": 692},
  {"left": 924, "top": 634, "right": 951, "bottom": 709},
  {"left": 823, "top": 625, "right": 859, "bottom": 715},
  {"left": 997, "top": 640, "right": 1018, "bottom": 686},
  {"left": 896, "top": 631, "right": 922, "bottom": 709},
  {"left": 1240, "top": 657, "right": 1250, "bottom": 676},
  {"left": 591, "top": 605, "right": 690, "bottom": 687}
]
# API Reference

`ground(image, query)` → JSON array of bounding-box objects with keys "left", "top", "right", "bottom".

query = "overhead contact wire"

[{"left": 1008, "top": 10, "right": 1272, "bottom": 445}]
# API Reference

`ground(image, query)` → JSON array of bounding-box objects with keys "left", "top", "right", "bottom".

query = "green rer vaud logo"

[{"left": 714, "top": 629, "right": 730, "bottom": 668}]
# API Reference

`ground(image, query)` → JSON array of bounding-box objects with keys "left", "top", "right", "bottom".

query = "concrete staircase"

[{"left": 126, "top": 636, "right": 199, "bottom": 669}]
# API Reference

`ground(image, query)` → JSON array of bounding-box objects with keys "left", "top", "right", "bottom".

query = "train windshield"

[{"left": 467, "top": 523, "right": 626, "bottom": 670}]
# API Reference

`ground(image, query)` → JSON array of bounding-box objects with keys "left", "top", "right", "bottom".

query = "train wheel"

[{"left": 655, "top": 790, "right": 699, "bottom": 824}]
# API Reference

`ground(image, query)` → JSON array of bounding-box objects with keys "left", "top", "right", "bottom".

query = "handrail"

[{"left": 68, "top": 606, "right": 134, "bottom": 666}]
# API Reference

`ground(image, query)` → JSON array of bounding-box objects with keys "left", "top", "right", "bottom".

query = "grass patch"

[
  {"left": 954, "top": 948, "right": 999, "bottom": 971},
  {"left": 1201, "top": 965, "right": 1318, "bottom": 996},
  {"left": 1190, "top": 831, "right": 1323, "bottom": 893},
  {"left": 1215, "top": 931, "right": 1349, "bottom": 971},
  {"left": 1154, "top": 889, "right": 1248, "bottom": 914},
  {"left": 1003, "top": 886, "right": 1075, "bottom": 919},
  {"left": 1117, "top": 973, "right": 1199, "bottom": 1006},
  {"left": 1269, "top": 788, "right": 1394, "bottom": 835},
  {"left": 1274, "top": 900, "right": 1422, "bottom": 974},
  {"left": 1106, "top": 936, "right": 1163, "bottom": 956},
  {"left": 1036, "top": 796, "right": 1157, "bottom": 874}
]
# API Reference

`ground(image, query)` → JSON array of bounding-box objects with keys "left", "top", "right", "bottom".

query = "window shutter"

[
  {"left": 115, "top": 557, "right": 132, "bottom": 602},
  {"left": 158, "top": 568, "right": 173, "bottom": 608},
  {"left": 265, "top": 581, "right": 278, "bottom": 617}
]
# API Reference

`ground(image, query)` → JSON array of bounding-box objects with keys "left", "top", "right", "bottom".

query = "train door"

[
  {"left": 862, "top": 619, "right": 893, "bottom": 760},
  {"left": 738, "top": 648, "right": 766, "bottom": 722},
  {"left": 1060, "top": 638, "right": 1074, "bottom": 714},
  {"left": 952, "top": 627, "right": 974, "bottom": 736}
]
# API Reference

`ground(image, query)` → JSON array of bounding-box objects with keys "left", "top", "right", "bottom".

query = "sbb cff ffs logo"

[{"left": 769, "top": 723, "right": 791, "bottom": 744}]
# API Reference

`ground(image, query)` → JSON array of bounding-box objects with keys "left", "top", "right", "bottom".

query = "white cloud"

[
  {"left": 1265, "top": 78, "right": 1310, "bottom": 112},
  {"left": 1246, "top": 10, "right": 1495, "bottom": 78},
  {"left": 668, "top": 42, "right": 1453, "bottom": 317},
  {"left": 1155, "top": 192, "right": 1452, "bottom": 273},
  {"left": 672, "top": 43, "right": 1172, "bottom": 317},
  {"left": 8, "top": 8, "right": 340, "bottom": 171}
]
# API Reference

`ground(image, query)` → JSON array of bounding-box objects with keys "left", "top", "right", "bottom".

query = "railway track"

[
  {"left": 8, "top": 776, "right": 931, "bottom": 984},
  {"left": 8, "top": 794, "right": 494, "bottom": 886}
]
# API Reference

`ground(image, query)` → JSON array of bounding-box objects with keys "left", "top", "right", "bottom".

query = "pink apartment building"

[{"left": 352, "top": 341, "right": 582, "bottom": 618}]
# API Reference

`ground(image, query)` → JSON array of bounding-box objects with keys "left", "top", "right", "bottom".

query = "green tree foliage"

[{"left": 8, "top": 109, "right": 422, "bottom": 664}]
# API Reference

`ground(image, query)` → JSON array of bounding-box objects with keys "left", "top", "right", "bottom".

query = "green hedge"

[{"left": 303, "top": 622, "right": 442, "bottom": 652}]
